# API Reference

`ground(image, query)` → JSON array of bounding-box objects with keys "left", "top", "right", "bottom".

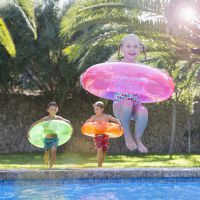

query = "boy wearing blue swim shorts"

[{"left": 29, "top": 102, "right": 70, "bottom": 168}]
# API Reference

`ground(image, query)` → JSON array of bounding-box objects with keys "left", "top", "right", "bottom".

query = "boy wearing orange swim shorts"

[{"left": 85, "top": 101, "right": 121, "bottom": 167}]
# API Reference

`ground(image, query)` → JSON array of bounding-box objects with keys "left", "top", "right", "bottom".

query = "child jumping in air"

[{"left": 113, "top": 34, "right": 148, "bottom": 153}]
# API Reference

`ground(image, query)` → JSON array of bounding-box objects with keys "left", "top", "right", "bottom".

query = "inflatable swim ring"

[
  {"left": 81, "top": 122, "right": 123, "bottom": 138},
  {"left": 80, "top": 62, "right": 174, "bottom": 103},
  {"left": 28, "top": 120, "right": 73, "bottom": 148}
]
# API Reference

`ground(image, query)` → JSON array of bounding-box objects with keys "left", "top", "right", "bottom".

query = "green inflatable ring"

[{"left": 28, "top": 120, "right": 73, "bottom": 148}]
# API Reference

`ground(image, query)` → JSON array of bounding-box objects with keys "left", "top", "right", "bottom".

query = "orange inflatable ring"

[{"left": 81, "top": 122, "right": 123, "bottom": 138}]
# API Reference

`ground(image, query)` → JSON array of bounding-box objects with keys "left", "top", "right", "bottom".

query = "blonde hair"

[{"left": 117, "top": 34, "right": 146, "bottom": 60}]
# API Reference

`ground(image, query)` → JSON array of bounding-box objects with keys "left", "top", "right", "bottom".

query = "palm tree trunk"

[
  {"left": 25, "top": 64, "right": 51, "bottom": 91},
  {"left": 187, "top": 117, "right": 191, "bottom": 153},
  {"left": 169, "top": 102, "right": 176, "bottom": 154}
]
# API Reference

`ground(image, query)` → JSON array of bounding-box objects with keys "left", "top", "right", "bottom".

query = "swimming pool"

[{"left": 0, "top": 178, "right": 200, "bottom": 200}]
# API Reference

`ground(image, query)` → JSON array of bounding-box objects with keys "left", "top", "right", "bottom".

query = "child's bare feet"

[
  {"left": 124, "top": 134, "right": 137, "bottom": 151},
  {"left": 135, "top": 138, "right": 148, "bottom": 153}
]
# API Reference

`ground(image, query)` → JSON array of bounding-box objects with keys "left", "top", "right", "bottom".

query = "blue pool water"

[{"left": 0, "top": 178, "right": 200, "bottom": 200}]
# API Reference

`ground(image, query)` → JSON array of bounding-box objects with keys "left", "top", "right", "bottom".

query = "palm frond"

[
  {"left": 14, "top": 0, "right": 37, "bottom": 39},
  {"left": 60, "top": 0, "right": 168, "bottom": 39},
  {"left": 79, "top": 0, "right": 168, "bottom": 15},
  {"left": 0, "top": 17, "right": 16, "bottom": 57}
]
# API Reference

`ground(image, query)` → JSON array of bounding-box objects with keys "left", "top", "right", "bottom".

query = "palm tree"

[
  {"left": 60, "top": 0, "right": 200, "bottom": 154},
  {"left": 0, "top": 0, "right": 37, "bottom": 57},
  {"left": 60, "top": 0, "right": 200, "bottom": 68}
]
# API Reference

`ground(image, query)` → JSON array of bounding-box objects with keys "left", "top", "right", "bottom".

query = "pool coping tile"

[{"left": 0, "top": 168, "right": 200, "bottom": 179}]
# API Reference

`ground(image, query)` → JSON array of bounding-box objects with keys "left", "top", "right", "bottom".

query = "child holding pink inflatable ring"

[{"left": 112, "top": 34, "right": 149, "bottom": 153}]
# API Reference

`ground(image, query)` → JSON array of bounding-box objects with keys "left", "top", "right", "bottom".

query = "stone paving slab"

[{"left": 0, "top": 168, "right": 200, "bottom": 179}]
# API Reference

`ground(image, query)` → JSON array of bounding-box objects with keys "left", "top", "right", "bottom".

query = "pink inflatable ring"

[{"left": 80, "top": 62, "right": 174, "bottom": 103}]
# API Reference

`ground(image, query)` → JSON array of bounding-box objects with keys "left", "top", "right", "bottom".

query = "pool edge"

[{"left": 0, "top": 168, "right": 200, "bottom": 179}]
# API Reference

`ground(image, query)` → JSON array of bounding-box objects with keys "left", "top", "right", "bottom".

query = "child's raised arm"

[
  {"left": 85, "top": 115, "right": 95, "bottom": 123},
  {"left": 108, "top": 115, "right": 121, "bottom": 125},
  {"left": 56, "top": 116, "right": 71, "bottom": 124}
]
